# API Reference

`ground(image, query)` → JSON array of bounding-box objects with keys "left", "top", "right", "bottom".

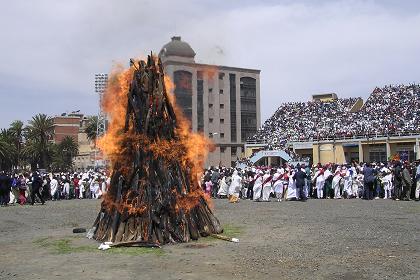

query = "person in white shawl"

[
  {"left": 261, "top": 170, "right": 272, "bottom": 201},
  {"left": 50, "top": 176, "right": 58, "bottom": 200},
  {"left": 228, "top": 170, "right": 242, "bottom": 203},
  {"left": 253, "top": 170, "right": 264, "bottom": 201},
  {"left": 342, "top": 166, "right": 353, "bottom": 198},
  {"left": 380, "top": 165, "right": 393, "bottom": 199},
  {"left": 217, "top": 176, "right": 229, "bottom": 197},
  {"left": 313, "top": 168, "right": 325, "bottom": 199},
  {"left": 332, "top": 170, "right": 342, "bottom": 199},
  {"left": 273, "top": 168, "right": 284, "bottom": 202},
  {"left": 286, "top": 169, "right": 297, "bottom": 200}
]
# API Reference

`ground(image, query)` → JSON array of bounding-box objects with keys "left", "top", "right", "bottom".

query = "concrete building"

[
  {"left": 159, "top": 36, "right": 261, "bottom": 167},
  {"left": 53, "top": 114, "right": 97, "bottom": 170}
]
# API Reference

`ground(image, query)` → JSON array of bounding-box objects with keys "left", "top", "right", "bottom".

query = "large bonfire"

[{"left": 90, "top": 54, "right": 222, "bottom": 244}]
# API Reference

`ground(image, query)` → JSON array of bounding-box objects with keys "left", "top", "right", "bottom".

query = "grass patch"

[
  {"left": 105, "top": 247, "right": 164, "bottom": 256},
  {"left": 199, "top": 224, "right": 244, "bottom": 244},
  {"left": 33, "top": 237, "right": 96, "bottom": 254},
  {"left": 221, "top": 224, "right": 243, "bottom": 238},
  {"left": 33, "top": 236, "right": 164, "bottom": 256}
]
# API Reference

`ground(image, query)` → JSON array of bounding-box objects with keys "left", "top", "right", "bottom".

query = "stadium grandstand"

[{"left": 245, "top": 84, "right": 420, "bottom": 165}]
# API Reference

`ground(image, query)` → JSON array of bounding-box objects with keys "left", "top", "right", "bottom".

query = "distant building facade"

[
  {"left": 159, "top": 36, "right": 261, "bottom": 167},
  {"left": 53, "top": 114, "right": 96, "bottom": 170}
]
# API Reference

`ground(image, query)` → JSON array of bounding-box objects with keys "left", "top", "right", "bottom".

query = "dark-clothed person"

[
  {"left": 31, "top": 173, "right": 45, "bottom": 205},
  {"left": 402, "top": 163, "right": 412, "bottom": 201},
  {"left": 362, "top": 163, "right": 375, "bottom": 200},
  {"left": 293, "top": 164, "right": 307, "bottom": 201}
]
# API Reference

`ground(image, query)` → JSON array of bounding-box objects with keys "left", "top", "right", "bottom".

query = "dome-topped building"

[
  {"left": 160, "top": 36, "right": 261, "bottom": 167},
  {"left": 159, "top": 36, "right": 196, "bottom": 63}
]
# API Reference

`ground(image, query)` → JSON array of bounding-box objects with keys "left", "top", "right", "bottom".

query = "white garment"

[
  {"left": 90, "top": 181, "right": 100, "bottom": 199},
  {"left": 50, "top": 179, "right": 58, "bottom": 197},
  {"left": 332, "top": 175, "right": 341, "bottom": 198},
  {"left": 229, "top": 171, "right": 242, "bottom": 198},
  {"left": 217, "top": 177, "right": 228, "bottom": 196},
  {"left": 272, "top": 172, "right": 283, "bottom": 196},
  {"left": 101, "top": 181, "right": 107, "bottom": 194},
  {"left": 63, "top": 182, "right": 70, "bottom": 196},
  {"left": 343, "top": 170, "right": 353, "bottom": 197},
  {"left": 381, "top": 171, "right": 393, "bottom": 199},
  {"left": 253, "top": 175, "right": 263, "bottom": 200},
  {"left": 315, "top": 173, "right": 325, "bottom": 199},
  {"left": 287, "top": 173, "right": 297, "bottom": 199},
  {"left": 79, "top": 182, "right": 85, "bottom": 199},
  {"left": 262, "top": 173, "right": 272, "bottom": 201}
]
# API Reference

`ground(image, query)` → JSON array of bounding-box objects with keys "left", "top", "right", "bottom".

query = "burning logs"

[{"left": 90, "top": 54, "right": 222, "bottom": 244}]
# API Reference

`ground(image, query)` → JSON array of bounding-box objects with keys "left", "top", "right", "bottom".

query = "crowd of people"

[
  {"left": 201, "top": 160, "right": 420, "bottom": 203},
  {"left": 0, "top": 170, "right": 110, "bottom": 206},
  {"left": 248, "top": 84, "right": 420, "bottom": 149}
]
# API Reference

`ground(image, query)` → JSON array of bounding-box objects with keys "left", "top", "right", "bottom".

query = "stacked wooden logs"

[{"left": 91, "top": 54, "right": 223, "bottom": 244}]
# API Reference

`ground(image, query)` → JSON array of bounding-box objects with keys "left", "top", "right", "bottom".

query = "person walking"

[
  {"left": 415, "top": 161, "right": 420, "bottom": 201},
  {"left": 393, "top": 162, "right": 403, "bottom": 201},
  {"left": 362, "top": 163, "right": 375, "bottom": 200},
  {"left": 31, "top": 172, "right": 45, "bottom": 205},
  {"left": 293, "top": 164, "right": 307, "bottom": 201},
  {"left": 402, "top": 162, "right": 412, "bottom": 201}
]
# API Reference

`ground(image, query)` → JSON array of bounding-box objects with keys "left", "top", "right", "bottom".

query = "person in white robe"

[
  {"left": 50, "top": 176, "right": 58, "bottom": 200},
  {"left": 252, "top": 171, "right": 264, "bottom": 201},
  {"left": 332, "top": 170, "right": 342, "bottom": 199},
  {"left": 228, "top": 170, "right": 242, "bottom": 203},
  {"left": 313, "top": 168, "right": 325, "bottom": 199},
  {"left": 286, "top": 170, "right": 297, "bottom": 200},
  {"left": 380, "top": 166, "right": 393, "bottom": 199},
  {"left": 273, "top": 169, "right": 284, "bottom": 202},
  {"left": 342, "top": 167, "right": 353, "bottom": 198},
  {"left": 262, "top": 170, "right": 272, "bottom": 201},
  {"left": 217, "top": 176, "right": 229, "bottom": 197}
]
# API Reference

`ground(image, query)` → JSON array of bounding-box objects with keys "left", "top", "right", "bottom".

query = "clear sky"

[{"left": 1, "top": 0, "right": 420, "bottom": 128}]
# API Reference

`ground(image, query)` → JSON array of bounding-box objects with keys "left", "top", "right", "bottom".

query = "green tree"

[
  {"left": 0, "top": 129, "right": 16, "bottom": 170},
  {"left": 9, "top": 120, "right": 24, "bottom": 168},
  {"left": 85, "top": 116, "right": 98, "bottom": 144},
  {"left": 51, "top": 136, "right": 79, "bottom": 171},
  {"left": 24, "top": 114, "right": 54, "bottom": 169}
]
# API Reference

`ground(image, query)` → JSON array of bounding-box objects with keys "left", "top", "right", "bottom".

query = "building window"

[
  {"left": 197, "top": 73, "right": 204, "bottom": 132},
  {"left": 209, "top": 133, "right": 213, "bottom": 138},
  {"left": 221, "top": 147, "right": 226, "bottom": 153},
  {"left": 240, "top": 77, "right": 257, "bottom": 142},
  {"left": 209, "top": 88, "right": 213, "bottom": 93},
  {"left": 209, "top": 118, "right": 213, "bottom": 123},
  {"left": 219, "top": 73, "right": 225, "bottom": 80},
  {"left": 220, "top": 133, "right": 225, "bottom": 138},
  {"left": 220, "top": 104, "right": 224, "bottom": 109},
  {"left": 229, "top": 74, "right": 237, "bottom": 142},
  {"left": 219, "top": 89, "right": 223, "bottom": 94},
  {"left": 209, "top": 104, "right": 213, "bottom": 108},
  {"left": 174, "top": 70, "right": 193, "bottom": 121},
  {"left": 220, "top": 119, "right": 224, "bottom": 124},
  {"left": 231, "top": 147, "right": 237, "bottom": 156}
]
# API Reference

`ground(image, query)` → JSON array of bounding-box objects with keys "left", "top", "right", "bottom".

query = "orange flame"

[{"left": 98, "top": 59, "right": 213, "bottom": 214}]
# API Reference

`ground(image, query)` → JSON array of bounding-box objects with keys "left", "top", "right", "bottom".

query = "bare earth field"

[{"left": 0, "top": 198, "right": 419, "bottom": 280}]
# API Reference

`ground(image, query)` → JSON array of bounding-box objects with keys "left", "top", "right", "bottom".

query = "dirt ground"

[{"left": 0, "top": 198, "right": 419, "bottom": 280}]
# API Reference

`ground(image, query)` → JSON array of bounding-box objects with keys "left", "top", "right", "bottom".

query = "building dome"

[{"left": 159, "top": 36, "right": 196, "bottom": 59}]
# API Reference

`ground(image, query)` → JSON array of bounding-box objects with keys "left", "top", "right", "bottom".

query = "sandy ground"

[{"left": 0, "top": 198, "right": 419, "bottom": 280}]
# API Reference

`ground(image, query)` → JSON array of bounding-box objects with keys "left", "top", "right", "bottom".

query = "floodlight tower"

[{"left": 94, "top": 73, "right": 108, "bottom": 168}]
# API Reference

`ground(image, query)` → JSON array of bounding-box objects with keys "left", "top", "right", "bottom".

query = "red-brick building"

[{"left": 53, "top": 115, "right": 81, "bottom": 143}]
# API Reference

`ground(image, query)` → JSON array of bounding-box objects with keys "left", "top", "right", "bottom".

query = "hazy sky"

[{"left": 1, "top": 0, "right": 420, "bottom": 128}]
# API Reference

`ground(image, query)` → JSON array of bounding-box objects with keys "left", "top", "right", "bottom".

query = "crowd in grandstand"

[
  {"left": 249, "top": 84, "right": 420, "bottom": 149},
  {"left": 202, "top": 160, "right": 420, "bottom": 203},
  {"left": 0, "top": 170, "right": 110, "bottom": 206}
]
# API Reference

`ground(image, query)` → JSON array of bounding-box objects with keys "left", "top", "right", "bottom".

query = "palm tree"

[
  {"left": 51, "top": 136, "right": 79, "bottom": 171},
  {"left": 9, "top": 120, "right": 24, "bottom": 168},
  {"left": 85, "top": 116, "right": 98, "bottom": 144},
  {"left": 24, "top": 114, "right": 54, "bottom": 169},
  {"left": 0, "top": 129, "right": 16, "bottom": 170}
]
